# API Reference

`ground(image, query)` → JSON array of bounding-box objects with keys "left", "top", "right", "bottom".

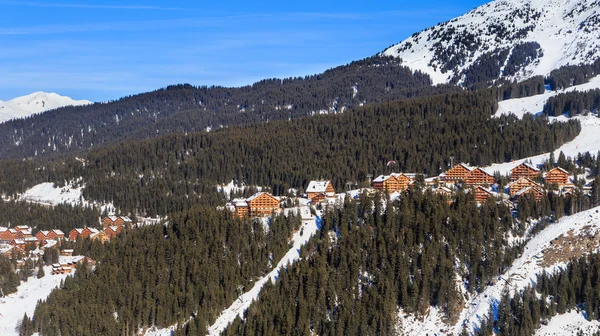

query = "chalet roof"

[
  {"left": 52, "top": 229, "right": 65, "bottom": 236},
  {"left": 24, "top": 237, "right": 38, "bottom": 242},
  {"left": 71, "top": 228, "right": 84, "bottom": 234},
  {"left": 120, "top": 216, "right": 133, "bottom": 222},
  {"left": 246, "top": 192, "right": 277, "bottom": 203},
  {"left": 232, "top": 198, "right": 248, "bottom": 207},
  {"left": 108, "top": 215, "right": 119, "bottom": 222},
  {"left": 507, "top": 177, "right": 541, "bottom": 188},
  {"left": 15, "top": 225, "right": 31, "bottom": 230},
  {"left": 373, "top": 173, "right": 411, "bottom": 183},
  {"left": 306, "top": 180, "right": 332, "bottom": 193},
  {"left": 10, "top": 239, "right": 25, "bottom": 244},
  {"left": 512, "top": 162, "right": 540, "bottom": 172},
  {"left": 514, "top": 186, "right": 543, "bottom": 197},
  {"left": 39, "top": 230, "right": 50, "bottom": 236},
  {"left": 434, "top": 186, "right": 453, "bottom": 193},
  {"left": 470, "top": 167, "right": 495, "bottom": 176},
  {"left": 62, "top": 249, "right": 74, "bottom": 253},
  {"left": 475, "top": 186, "right": 494, "bottom": 195},
  {"left": 0, "top": 227, "right": 7, "bottom": 232},
  {"left": 547, "top": 167, "right": 569, "bottom": 175},
  {"left": 87, "top": 228, "right": 100, "bottom": 234}
]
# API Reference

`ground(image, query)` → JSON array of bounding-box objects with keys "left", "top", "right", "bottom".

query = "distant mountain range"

[
  {"left": 383, "top": 0, "right": 600, "bottom": 86},
  {"left": 0, "top": 92, "right": 91, "bottom": 124}
]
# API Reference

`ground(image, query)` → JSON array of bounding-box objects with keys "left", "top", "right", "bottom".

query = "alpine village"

[{"left": 7, "top": 0, "right": 600, "bottom": 335}]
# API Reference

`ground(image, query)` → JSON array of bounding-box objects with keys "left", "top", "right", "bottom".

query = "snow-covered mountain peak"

[
  {"left": 382, "top": 0, "right": 600, "bottom": 85},
  {"left": 0, "top": 92, "right": 91, "bottom": 124}
]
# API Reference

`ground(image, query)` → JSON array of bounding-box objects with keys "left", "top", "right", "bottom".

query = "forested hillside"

[
  {"left": 0, "top": 90, "right": 580, "bottom": 217},
  {"left": 0, "top": 56, "right": 452, "bottom": 160},
  {"left": 27, "top": 207, "right": 301, "bottom": 336}
]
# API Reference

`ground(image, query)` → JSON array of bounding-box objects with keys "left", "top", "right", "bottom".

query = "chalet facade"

[
  {"left": 464, "top": 168, "right": 495, "bottom": 186},
  {"left": 102, "top": 216, "right": 133, "bottom": 228},
  {"left": 510, "top": 163, "right": 540, "bottom": 181},
  {"left": 508, "top": 177, "right": 542, "bottom": 196},
  {"left": 372, "top": 173, "right": 413, "bottom": 193},
  {"left": 306, "top": 181, "right": 335, "bottom": 199},
  {"left": 103, "top": 226, "right": 123, "bottom": 239},
  {"left": 69, "top": 227, "right": 100, "bottom": 241},
  {"left": 473, "top": 186, "right": 494, "bottom": 204},
  {"left": 90, "top": 231, "right": 110, "bottom": 243},
  {"left": 247, "top": 192, "right": 281, "bottom": 217},
  {"left": 0, "top": 229, "right": 18, "bottom": 242},
  {"left": 440, "top": 164, "right": 473, "bottom": 183},
  {"left": 515, "top": 186, "right": 544, "bottom": 202},
  {"left": 545, "top": 167, "right": 570, "bottom": 186}
]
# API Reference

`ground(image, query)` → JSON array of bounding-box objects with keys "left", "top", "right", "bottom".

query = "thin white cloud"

[{"left": 0, "top": 1, "right": 183, "bottom": 10}]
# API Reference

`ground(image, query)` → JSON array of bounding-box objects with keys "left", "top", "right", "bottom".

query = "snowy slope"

[
  {"left": 383, "top": 0, "right": 600, "bottom": 85},
  {"left": 0, "top": 92, "right": 91, "bottom": 124},
  {"left": 452, "top": 206, "right": 600, "bottom": 334},
  {"left": 484, "top": 76, "right": 600, "bottom": 175},
  {"left": 535, "top": 311, "right": 600, "bottom": 335},
  {"left": 0, "top": 265, "right": 72, "bottom": 336}
]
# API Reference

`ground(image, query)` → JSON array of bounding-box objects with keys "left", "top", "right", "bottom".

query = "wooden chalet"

[
  {"left": 9, "top": 239, "right": 27, "bottom": 250},
  {"left": 90, "top": 231, "right": 110, "bottom": 244},
  {"left": 14, "top": 226, "right": 33, "bottom": 238},
  {"left": 247, "top": 192, "right": 281, "bottom": 217},
  {"left": 61, "top": 249, "right": 74, "bottom": 256},
  {"left": 473, "top": 186, "right": 494, "bottom": 204},
  {"left": 0, "top": 228, "right": 18, "bottom": 242},
  {"left": 544, "top": 167, "right": 570, "bottom": 186},
  {"left": 103, "top": 226, "right": 123, "bottom": 239},
  {"left": 441, "top": 164, "right": 473, "bottom": 183},
  {"left": 309, "top": 193, "right": 328, "bottom": 204},
  {"left": 306, "top": 180, "right": 335, "bottom": 199},
  {"left": 515, "top": 187, "right": 544, "bottom": 202},
  {"left": 508, "top": 177, "right": 542, "bottom": 196},
  {"left": 69, "top": 227, "right": 100, "bottom": 241},
  {"left": 510, "top": 163, "right": 540, "bottom": 181},
  {"left": 69, "top": 228, "right": 84, "bottom": 241},
  {"left": 372, "top": 173, "right": 413, "bottom": 193},
  {"left": 102, "top": 216, "right": 133, "bottom": 228},
  {"left": 464, "top": 168, "right": 495, "bottom": 186},
  {"left": 232, "top": 199, "right": 250, "bottom": 218}
]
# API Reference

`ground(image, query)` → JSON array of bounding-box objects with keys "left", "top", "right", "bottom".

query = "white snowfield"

[
  {"left": 0, "top": 265, "right": 72, "bottom": 336},
  {"left": 535, "top": 311, "right": 600, "bottom": 335},
  {"left": 485, "top": 76, "right": 600, "bottom": 176},
  {"left": 16, "top": 181, "right": 115, "bottom": 215},
  {"left": 453, "top": 206, "right": 600, "bottom": 335},
  {"left": 383, "top": 0, "right": 600, "bottom": 85},
  {"left": 0, "top": 92, "right": 91, "bottom": 124},
  {"left": 143, "top": 206, "right": 319, "bottom": 336}
]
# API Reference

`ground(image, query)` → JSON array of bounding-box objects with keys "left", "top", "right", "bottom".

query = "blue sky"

[{"left": 0, "top": 0, "right": 489, "bottom": 102}]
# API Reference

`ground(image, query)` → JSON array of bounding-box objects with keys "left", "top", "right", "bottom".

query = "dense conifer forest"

[
  {"left": 0, "top": 90, "right": 581, "bottom": 217},
  {"left": 26, "top": 207, "right": 300, "bottom": 336},
  {"left": 0, "top": 56, "right": 456, "bottom": 160},
  {"left": 0, "top": 199, "right": 100, "bottom": 232},
  {"left": 543, "top": 89, "right": 600, "bottom": 117}
]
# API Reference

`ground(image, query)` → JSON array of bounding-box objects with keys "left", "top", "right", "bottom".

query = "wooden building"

[
  {"left": 103, "top": 216, "right": 133, "bottom": 228},
  {"left": 90, "top": 231, "right": 110, "bottom": 244},
  {"left": 464, "top": 168, "right": 495, "bottom": 186},
  {"left": 545, "top": 167, "right": 570, "bottom": 186},
  {"left": 510, "top": 163, "right": 540, "bottom": 181},
  {"left": 306, "top": 180, "right": 335, "bottom": 199},
  {"left": 372, "top": 173, "right": 413, "bottom": 193},
  {"left": 310, "top": 193, "right": 328, "bottom": 204},
  {"left": 103, "top": 226, "right": 123, "bottom": 239},
  {"left": 232, "top": 199, "right": 249, "bottom": 218},
  {"left": 508, "top": 177, "right": 542, "bottom": 196},
  {"left": 441, "top": 164, "right": 473, "bottom": 183},
  {"left": 515, "top": 187, "right": 544, "bottom": 202},
  {"left": 0, "top": 228, "right": 18, "bottom": 242},
  {"left": 69, "top": 228, "right": 84, "bottom": 242},
  {"left": 247, "top": 192, "right": 281, "bottom": 217},
  {"left": 473, "top": 186, "right": 494, "bottom": 204},
  {"left": 69, "top": 227, "right": 99, "bottom": 241}
]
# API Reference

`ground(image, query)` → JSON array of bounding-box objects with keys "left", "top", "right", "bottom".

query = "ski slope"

[
  {"left": 485, "top": 76, "right": 600, "bottom": 175},
  {"left": 535, "top": 311, "right": 600, "bottom": 335},
  {"left": 0, "top": 265, "right": 72, "bottom": 336}
]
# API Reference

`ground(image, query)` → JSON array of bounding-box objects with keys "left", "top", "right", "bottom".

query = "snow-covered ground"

[
  {"left": 143, "top": 206, "right": 319, "bottom": 336},
  {"left": 217, "top": 180, "right": 263, "bottom": 200},
  {"left": 16, "top": 181, "right": 115, "bottom": 214},
  {"left": 0, "top": 265, "right": 72, "bottom": 336},
  {"left": 383, "top": 0, "right": 600, "bottom": 85},
  {"left": 535, "top": 311, "right": 600, "bottom": 335},
  {"left": 484, "top": 77, "right": 600, "bottom": 175},
  {"left": 452, "top": 206, "right": 600, "bottom": 334},
  {"left": 0, "top": 92, "right": 91, "bottom": 124}
]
